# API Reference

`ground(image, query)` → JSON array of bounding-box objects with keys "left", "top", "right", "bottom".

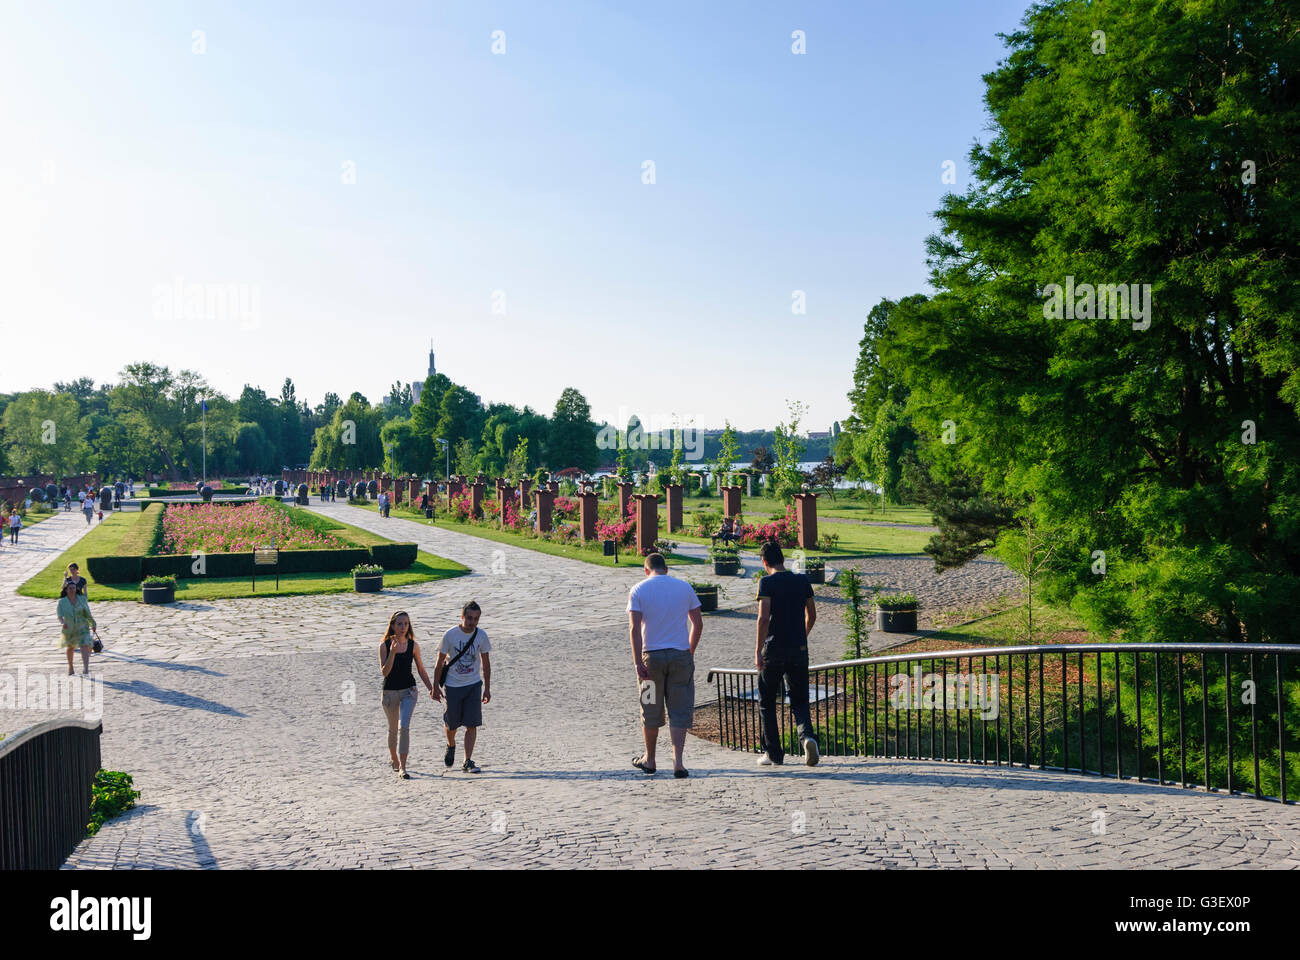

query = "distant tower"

[{"left": 411, "top": 340, "right": 435, "bottom": 405}]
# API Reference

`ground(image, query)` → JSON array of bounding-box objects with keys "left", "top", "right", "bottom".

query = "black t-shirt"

[{"left": 756, "top": 570, "right": 813, "bottom": 649}]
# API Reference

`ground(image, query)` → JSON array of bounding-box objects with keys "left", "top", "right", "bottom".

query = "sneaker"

[
  {"left": 757, "top": 754, "right": 783, "bottom": 766},
  {"left": 444, "top": 744, "right": 455, "bottom": 768},
  {"left": 804, "top": 737, "right": 820, "bottom": 766},
  {"left": 462, "top": 759, "right": 481, "bottom": 774}
]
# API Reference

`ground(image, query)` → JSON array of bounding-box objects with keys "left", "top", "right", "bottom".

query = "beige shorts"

[{"left": 639, "top": 648, "right": 695, "bottom": 729}]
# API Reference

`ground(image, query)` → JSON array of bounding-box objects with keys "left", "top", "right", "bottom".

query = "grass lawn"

[
  {"left": 880, "top": 601, "right": 1099, "bottom": 658},
  {"left": 670, "top": 521, "right": 933, "bottom": 557},
  {"left": 346, "top": 501, "right": 703, "bottom": 569},
  {"left": 7, "top": 506, "right": 60, "bottom": 527},
  {"left": 679, "top": 494, "right": 933, "bottom": 526},
  {"left": 17, "top": 505, "right": 469, "bottom": 601}
]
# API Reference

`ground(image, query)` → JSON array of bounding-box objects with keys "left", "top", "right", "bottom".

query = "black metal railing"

[
  {"left": 706, "top": 643, "right": 1299, "bottom": 803},
  {"left": 0, "top": 719, "right": 103, "bottom": 868}
]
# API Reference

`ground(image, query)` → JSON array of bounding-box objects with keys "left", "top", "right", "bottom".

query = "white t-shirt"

[
  {"left": 627, "top": 573, "right": 701, "bottom": 652},
  {"left": 439, "top": 625, "right": 491, "bottom": 687}
]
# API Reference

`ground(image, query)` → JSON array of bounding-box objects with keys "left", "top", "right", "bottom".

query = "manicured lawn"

[
  {"left": 17, "top": 505, "right": 469, "bottom": 601},
  {"left": 347, "top": 501, "right": 702, "bottom": 568},
  {"left": 670, "top": 519, "right": 933, "bottom": 557},
  {"left": 7, "top": 507, "right": 59, "bottom": 527},
  {"left": 915, "top": 600, "right": 1096, "bottom": 650},
  {"left": 679, "top": 494, "right": 934, "bottom": 526}
]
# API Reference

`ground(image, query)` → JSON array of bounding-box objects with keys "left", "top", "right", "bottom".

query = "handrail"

[
  {"left": 705, "top": 641, "right": 1298, "bottom": 804},
  {"left": 0, "top": 717, "right": 103, "bottom": 759},
  {"left": 0, "top": 718, "right": 104, "bottom": 868},
  {"left": 707, "top": 642, "right": 1300, "bottom": 682}
]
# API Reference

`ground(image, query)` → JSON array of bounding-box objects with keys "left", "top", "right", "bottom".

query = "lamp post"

[{"left": 435, "top": 438, "right": 449, "bottom": 482}]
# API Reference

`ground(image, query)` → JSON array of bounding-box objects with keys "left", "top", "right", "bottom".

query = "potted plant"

[
  {"left": 875, "top": 593, "right": 919, "bottom": 632},
  {"left": 352, "top": 562, "right": 384, "bottom": 593},
  {"left": 689, "top": 581, "right": 719, "bottom": 613},
  {"left": 141, "top": 575, "right": 177, "bottom": 605},
  {"left": 710, "top": 543, "right": 740, "bottom": 576},
  {"left": 803, "top": 556, "right": 826, "bottom": 584}
]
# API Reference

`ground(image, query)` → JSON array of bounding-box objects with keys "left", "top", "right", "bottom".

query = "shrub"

[
  {"left": 875, "top": 592, "right": 918, "bottom": 611},
  {"left": 352, "top": 563, "right": 384, "bottom": 576},
  {"left": 86, "top": 555, "right": 143, "bottom": 583},
  {"left": 688, "top": 581, "right": 718, "bottom": 592},
  {"left": 87, "top": 769, "right": 140, "bottom": 836},
  {"left": 142, "top": 575, "right": 177, "bottom": 588},
  {"left": 370, "top": 542, "right": 418, "bottom": 569}
]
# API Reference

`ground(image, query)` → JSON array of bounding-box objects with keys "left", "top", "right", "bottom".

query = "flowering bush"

[
  {"left": 158, "top": 502, "right": 347, "bottom": 554},
  {"left": 596, "top": 517, "right": 636, "bottom": 547},
  {"left": 735, "top": 507, "right": 799, "bottom": 548}
]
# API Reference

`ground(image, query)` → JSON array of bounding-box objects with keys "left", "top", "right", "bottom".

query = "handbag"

[{"left": 438, "top": 627, "right": 479, "bottom": 688}]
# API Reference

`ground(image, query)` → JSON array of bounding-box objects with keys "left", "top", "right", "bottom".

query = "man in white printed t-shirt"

[
  {"left": 434, "top": 600, "right": 492, "bottom": 775},
  {"left": 628, "top": 552, "right": 703, "bottom": 778}
]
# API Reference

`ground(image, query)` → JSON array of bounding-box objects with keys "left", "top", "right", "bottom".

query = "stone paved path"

[{"left": 3, "top": 505, "right": 1298, "bottom": 868}]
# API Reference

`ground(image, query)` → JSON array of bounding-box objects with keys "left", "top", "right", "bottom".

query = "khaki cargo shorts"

[{"left": 639, "top": 647, "right": 695, "bottom": 729}]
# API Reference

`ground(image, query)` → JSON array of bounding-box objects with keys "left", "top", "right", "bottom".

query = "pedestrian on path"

[
  {"left": 82, "top": 493, "right": 94, "bottom": 525},
  {"left": 628, "top": 552, "right": 703, "bottom": 778},
  {"left": 379, "top": 610, "right": 436, "bottom": 779},
  {"left": 8, "top": 510, "right": 21, "bottom": 544},
  {"left": 57, "top": 580, "right": 100, "bottom": 676},
  {"left": 65, "top": 563, "right": 88, "bottom": 596},
  {"left": 434, "top": 601, "right": 491, "bottom": 774},
  {"left": 754, "top": 541, "right": 819, "bottom": 767}
]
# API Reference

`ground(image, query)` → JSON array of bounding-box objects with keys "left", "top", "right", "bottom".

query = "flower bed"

[{"left": 158, "top": 501, "right": 348, "bottom": 554}]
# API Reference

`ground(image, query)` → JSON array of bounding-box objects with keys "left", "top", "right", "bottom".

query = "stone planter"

[
  {"left": 141, "top": 584, "right": 175, "bottom": 605},
  {"left": 693, "top": 587, "right": 719, "bottom": 612},
  {"left": 876, "top": 607, "right": 917, "bottom": 632},
  {"left": 805, "top": 566, "right": 825, "bottom": 584},
  {"left": 712, "top": 560, "right": 739, "bottom": 577},
  {"left": 353, "top": 574, "right": 384, "bottom": 593}
]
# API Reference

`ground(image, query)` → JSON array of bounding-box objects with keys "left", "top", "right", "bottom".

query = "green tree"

[
  {"left": 1, "top": 391, "right": 87, "bottom": 475},
  {"left": 884, "top": 0, "right": 1300, "bottom": 644},
  {"left": 548, "top": 387, "right": 597, "bottom": 471}
]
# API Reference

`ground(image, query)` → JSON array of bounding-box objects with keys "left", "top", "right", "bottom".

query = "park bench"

[
  {"left": 252, "top": 546, "right": 278, "bottom": 591},
  {"left": 711, "top": 516, "right": 742, "bottom": 548}
]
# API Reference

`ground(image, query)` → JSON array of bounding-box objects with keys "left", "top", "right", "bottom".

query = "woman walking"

[
  {"left": 8, "top": 509, "right": 21, "bottom": 544},
  {"left": 57, "top": 579, "right": 99, "bottom": 675},
  {"left": 379, "top": 611, "right": 437, "bottom": 778}
]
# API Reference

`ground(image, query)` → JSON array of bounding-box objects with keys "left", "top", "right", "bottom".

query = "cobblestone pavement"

[{"left": 3, "top": 506, "right": 1298, "bottom": 868}]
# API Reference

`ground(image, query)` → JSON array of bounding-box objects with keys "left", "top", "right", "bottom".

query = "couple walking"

[
  {"left": 628, "top": 542, "right": 818, "bottom": 776},
  {"left": 379, "top": 601, "right": 491, "bottom": 778}
]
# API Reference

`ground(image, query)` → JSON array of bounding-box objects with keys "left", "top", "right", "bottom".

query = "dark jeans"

[{"left": 758, "top": 641, "right": 814, "bottom": 761}]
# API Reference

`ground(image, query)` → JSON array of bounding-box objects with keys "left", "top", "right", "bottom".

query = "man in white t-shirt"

[
  {"left": 628, "top": 552, "right": 703, "bottom": 778},
  {"left": 434, "top": 600, "right": 492, "bottom": 774}
]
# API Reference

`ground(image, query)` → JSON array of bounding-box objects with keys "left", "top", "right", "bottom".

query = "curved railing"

[
  {"left": 706, "top": 643, "right": 1299, "bottom": 803},
  {"left": 0, "top": 719, "right": 103, "bottom": 868}
]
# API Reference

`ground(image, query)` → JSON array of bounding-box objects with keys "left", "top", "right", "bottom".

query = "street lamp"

[{"left": 435, "top": 438, "right": 449, "bottom": 482}]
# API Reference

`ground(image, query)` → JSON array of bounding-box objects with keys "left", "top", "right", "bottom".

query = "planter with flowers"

[
  {"left": 141, "top": 575, "right": 176, "bottom": 605},
  {"left": 875, "top": 593, "right": 919, "bottom": 632},
  {"left": 352, "top": 563, "right": 384, "bottom": 593}
]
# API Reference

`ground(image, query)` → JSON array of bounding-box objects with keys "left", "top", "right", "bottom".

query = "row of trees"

[
  {"left": 0, "top": 364, "right": 607, "bottom": 481},
  {"left": 0, "top": 364, "right": 323, "bottom": 481},
  {"left": 836, "top": 0, "right": 1299, "bottom": 645}
]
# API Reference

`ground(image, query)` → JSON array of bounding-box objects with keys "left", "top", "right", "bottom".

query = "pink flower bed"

[{"left": 158, "top": 502, "right": 347, "bottom": 554}]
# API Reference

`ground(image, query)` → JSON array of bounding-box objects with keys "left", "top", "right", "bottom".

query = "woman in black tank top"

[{"left": 379, "top": 611, "right": 436, "bottom": 778}]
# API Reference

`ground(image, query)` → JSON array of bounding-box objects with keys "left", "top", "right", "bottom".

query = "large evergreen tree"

[{"left": 885, "top": 0, "right": 1300, "bottom": 644}]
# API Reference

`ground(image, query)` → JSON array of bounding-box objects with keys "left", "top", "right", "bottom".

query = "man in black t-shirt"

[{"left": 754, "top": 541, "right": 819, "bottom": 766}]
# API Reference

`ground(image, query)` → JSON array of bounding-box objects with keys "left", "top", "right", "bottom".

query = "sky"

[{"left": 0, "top": 0, "right": 1031, "bottom": 433}]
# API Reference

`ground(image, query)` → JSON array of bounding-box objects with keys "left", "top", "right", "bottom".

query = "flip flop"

[{"left": 632, "top": 756, "right": 657, "bottom": 775}]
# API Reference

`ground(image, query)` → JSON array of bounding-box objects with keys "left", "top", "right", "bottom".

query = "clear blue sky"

[{"left": 0, "top": 0, "right": 1030, "bottom": 432}]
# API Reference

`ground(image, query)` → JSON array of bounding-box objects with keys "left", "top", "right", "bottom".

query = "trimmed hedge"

[
  {"left": 370, "top": 542, "right": 418, "bottom": 570},
  {"left": 86, "top": 555, "right": 143, "bottom": 583},
  {"left": 86, "top": 543, "right": 420, "bottom": 583}
]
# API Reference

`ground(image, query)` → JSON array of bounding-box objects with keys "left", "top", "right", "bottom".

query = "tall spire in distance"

[{"left": 429, "top": 338, "right": 435, "bottom": 378}]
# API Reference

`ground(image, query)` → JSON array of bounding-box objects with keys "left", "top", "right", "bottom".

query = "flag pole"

[{"left": 201, "top": 397, "right": 207, "bottom": 485}]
